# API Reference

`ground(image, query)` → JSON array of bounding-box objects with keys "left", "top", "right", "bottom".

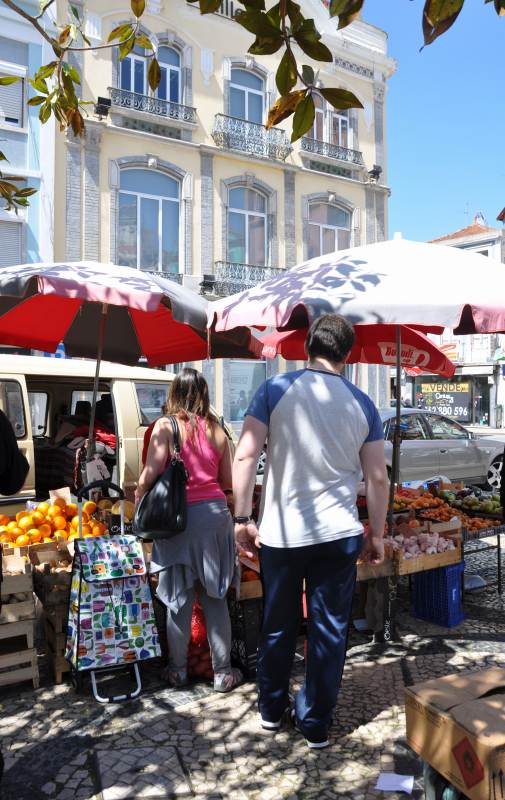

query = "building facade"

[
  {"left": 406, "top": 215, "right": 505, "bottom": 428},
  {"left": 0, "top": 1, "right": 55, "bottom": 268},
  {"left": 53, "top": 0, "right": 395, "bottom": 421}
]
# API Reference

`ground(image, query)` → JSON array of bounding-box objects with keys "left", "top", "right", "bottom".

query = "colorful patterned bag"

[{"left": 66, "top": 535, "right": 161, "bottom": 671}]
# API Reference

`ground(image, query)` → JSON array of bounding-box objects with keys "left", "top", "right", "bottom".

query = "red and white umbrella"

[{"left": 261, "top": 324, "right": 455, "bottom": 379}]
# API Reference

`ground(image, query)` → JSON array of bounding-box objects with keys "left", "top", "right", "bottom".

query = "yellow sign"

[{"left": 421, "top": 382, "right": 469, "bottom": 394}]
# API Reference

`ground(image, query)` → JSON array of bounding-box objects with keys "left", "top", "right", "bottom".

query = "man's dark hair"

[{"left": 305, "top": 314, "right": 355, "bottom": 364}]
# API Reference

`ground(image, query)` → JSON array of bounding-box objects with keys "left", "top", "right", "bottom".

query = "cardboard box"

[{"left": 405, "top": 667, "right": 505, "bottom": 799}]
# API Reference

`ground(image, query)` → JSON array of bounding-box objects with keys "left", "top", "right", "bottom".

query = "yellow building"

[{"left": 54, "top": 0, "right": 396, "bottom": 423}]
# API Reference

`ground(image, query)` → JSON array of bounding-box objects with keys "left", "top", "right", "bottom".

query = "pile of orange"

[{"left": 0, "top": 498, "right": 109, "bottom": 548}]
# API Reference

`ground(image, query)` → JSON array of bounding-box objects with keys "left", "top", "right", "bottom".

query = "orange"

[
  {"left": 38, "top": 522, "right": 52, "bottom": 538},
  {"left": 7, "top": 521, "right": 18, "bottom": 532},
  {"left": 31, "top": 511, "right": 45, "bottom": 526},
  {"left": 66, "top": 503, "right": 77, "bottom": 518},
  {"left": 15, "top": 533, "right": 30, "bottom": 547},
  {"left": 92, "top": 522, "right": 106, "bottom": 537},
  {"left": 71, "top": 513, "right": 88, "bottom": 529},
  {"left": 0, "top": 514, "right": 11, "bottom": 526},
  {"left": 53, "top": 515, "right": 67, "bottom": 531},
  {"left": 42, "top": 537, "right": 53, "bottom": 543},
  {"left": 83, "top": 501, "right": 97, "bottom": 516},
  {"left": 11, "top": 527, "right": 23, "bottom": 540},
  {"left": 47, "top": 506, "right": 60, "bottom": 519},
  {"left": 0, "top": 526, "right": 7, "bottom": 535},
  {"left": 0, "top": 533, "right": 11, "bottom": 544},
  {"left": 53, "top": 498, "right": 67, "bottom": 510},
  {"left": 16, "top": 510, "right": 27, "bottom": 522},
  {"left": 67, "top": 532, "right": 79, "bottom": 542},
  {"left": 37, "top": 502, "right": 50, "bottom": 515},
  {"left": 18, "top": 515, "right": 34, "bottom": 531},
  {"left": 27, "top": 528, "right": 42, "bottom": 543},
  {"left": 81, "top": 524, "right": 92, "bottom": 537},
  {"left": 53, "top": 531, "right": 67, "bottom": 542}
]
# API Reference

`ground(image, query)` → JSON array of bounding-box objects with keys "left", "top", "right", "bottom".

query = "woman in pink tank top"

[{"left": 136, "top": 368, "right": 242, "bottom": 693}]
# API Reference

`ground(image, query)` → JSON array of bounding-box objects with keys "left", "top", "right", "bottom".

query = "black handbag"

[{"left": 133, "top": 416, "right": 189, "bottom": 541}]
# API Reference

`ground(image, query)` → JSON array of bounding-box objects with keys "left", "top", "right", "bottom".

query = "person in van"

[{"left": 136, "top": 368, "right": 242, "bottom": 693}]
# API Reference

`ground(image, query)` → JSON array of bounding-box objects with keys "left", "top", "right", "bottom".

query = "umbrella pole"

[
  {"left": 387, "top": 325, "right": 402, "bottom": 536},
  {"left": 87, "top": 303, "right": 108, "bottom": 462}
]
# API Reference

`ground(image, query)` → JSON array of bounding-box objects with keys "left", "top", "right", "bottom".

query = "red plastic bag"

[{"left": 187, "top": 597, "right": 213, "bottom": 680}]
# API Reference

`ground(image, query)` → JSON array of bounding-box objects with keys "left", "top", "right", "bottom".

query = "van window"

[
  {"left": 135, "top": 382, "right": 169, "bottom": 425},
  {"left": 71, "top": 390, "right": 105, "bottom": 414},
  {"left": 0, "top": 380, "right": 26, "bottom": 438},
  {"left": 29, "top": 391, "right": 48, "bottom": 436}
]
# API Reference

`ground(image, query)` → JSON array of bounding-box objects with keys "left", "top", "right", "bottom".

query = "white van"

[{"left": 0, "top": 355, "right": 222, "bottom": 514}]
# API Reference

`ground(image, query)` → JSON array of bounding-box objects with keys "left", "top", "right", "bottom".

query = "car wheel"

[
  {"left": 486, "top": 456, "right": 503, "bottom": 491},
  {"left": 257, "top": 448, "right": 266, "bottom": 475}
]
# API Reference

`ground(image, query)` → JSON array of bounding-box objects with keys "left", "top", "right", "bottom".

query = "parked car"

[{"left": 380, "top": 408, "right": 505, "bottom": 490}]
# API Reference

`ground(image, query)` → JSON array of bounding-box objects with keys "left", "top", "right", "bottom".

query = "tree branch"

[
  {"left": 35, "top": 0, "right": 55, "bottom": 20},
  {"left": 1, "top": 0, "right": 55, "bottom": 47}
]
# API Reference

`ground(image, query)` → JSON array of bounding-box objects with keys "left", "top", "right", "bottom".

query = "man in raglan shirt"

[{"left": 232, "top": 314, "right": 389, "bottom": 749}]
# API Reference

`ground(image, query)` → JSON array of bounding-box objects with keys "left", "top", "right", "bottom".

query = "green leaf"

[
  {"left": 13, "top": 198, "right": 29, "bottom": 207},
  {"left": 291, "top": 92, "right": 315, "bottom": 141},
  {"left": 14, "top": 187, "right": 38, "bottom": 198},
  {"left": 276, "top": 49, "right": 298, "bottom": 95},
  {"left": 494, "top": 0, "right": 505, "bottom": 14},
  {"left": 62, "top": 62, "right": 81, "bottom": 84},
  {"left": 248, "top": 35, "right": 283, "bottom": 54},
  {"left": 287, "top": 0, "right": 304, "bottom": 30},
  {"left": 266, "top": 1, "right": 280, "bottom": 27},
  {"left": 29, "top": 76, "right": 49, "bottom": 94},
  {"left": 422, "top": 0, "right": 464, "bottom": 45},
  {"left": 81, "top": 32, "right": 92, "bottom": 47},
  {"left": 39, "top": 102, "right": 52, "bottom": 123},
  {"left": 329, "top": 0, "right": 363, "bottom": 27},
  {"left": 301, "top": 64, "right": 315, "bottom": 84},
  {"left": 235, "top": 9, "right": 280, "bottom": 35},
  {"left": 107, "top": 23, "right": 133, "bottom": 43},
  {"left": 0, "top": 76, "right": 20, "bottom": 86},
  {"left": 267, "top": 88, "right": 306, "bottom": 127},
  {"left": 0, "top": 180, "right": 20, "bottom": 194},
  {"left": 199, "top": 0, "right": 223, "bottom": 11},
  {"left": 131, "top": 0, "right": 146, "bottom": 16},
  {"left": 320, "top": 87, "right": 363, "bottom": 110},
  {"left": 62, "top": 72, "right": 78, "bottom": 105},
  {"left": 70, "top": 5, "right": 80, "bottom": 20},
  {"left": 36, "top": 62, "right": 57, "bottom": 80},
  {"left": 293, "top": 17, "right": 319, "bottom": 42},
  {"left": 148, "top": 57, "right": 161, "bottom": 91},
  {"left": 0, "top": 151, "right": 8, "bottom": 162},
  {"left": 295, "top": 37, "right": 333, "bottom": 62},
  {"left": 135, "top": 34, "right": 154, "bottom": 50},
  {"left": 118, "top": 33, "right": 136, "bottom": 60},
  {"left": 329, "top": 0, "right": 350, "bottom": 15},
  {"left": 241, "top": 0, "right": 266, "bottom": 9},
  {"left": 28, "top": 95, "right": 46, "bottom": 106}
]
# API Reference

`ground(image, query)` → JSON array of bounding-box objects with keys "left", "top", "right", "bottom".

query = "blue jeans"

[{"left": 257, "top": 534, "right": 363, "bottom": 742}]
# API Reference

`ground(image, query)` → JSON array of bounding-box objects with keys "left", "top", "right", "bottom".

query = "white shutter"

[
  {"left": 0, "top": 222, "right": 22, "bottom": 266},
  {"left": 0, "top": 78, "right": 23, "bottom": 126}
]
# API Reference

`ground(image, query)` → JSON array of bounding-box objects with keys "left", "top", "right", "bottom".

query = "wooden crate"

[
  {"left": 0, "top": 556, "right": 35, "bottom": 625},
  {"left": 239, "top": 580, "right": 262, "bottom": 599},
  {"left": 357, "top": 558, "right": 394, "bottom": 582},
  {"left": 44, "top": 607, "right": 70, "bottom": 685},
  {"left": 394, "top": 536, "right": 462, "bottom": 576},
  {"left": 0, "top": 637, "right": 39, "bottom": 690},
  {"left": 30, "top": 548, "right": 72, "bottom": 607}
]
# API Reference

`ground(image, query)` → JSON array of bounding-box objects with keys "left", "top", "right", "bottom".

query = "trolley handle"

[{"left": 77, "top": 480, "right": 125, "bottom": 501}]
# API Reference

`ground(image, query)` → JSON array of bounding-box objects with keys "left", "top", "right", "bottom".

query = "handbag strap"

[{"left": 169, "top": 415, "right": 181, "bottom": 456}]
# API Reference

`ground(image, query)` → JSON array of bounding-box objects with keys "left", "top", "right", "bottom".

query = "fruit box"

[
  {"left": 356, "top": 558, "right": 394, "bottom": 582},
  {"left": 30, "top": 547, "right": 72, "bottom": 607},
  {"left": 394, "top": 533, "right": 462, "bottom": 576},
  {"left": 0, "top": 556, "right": 34, "bottom": 625}
]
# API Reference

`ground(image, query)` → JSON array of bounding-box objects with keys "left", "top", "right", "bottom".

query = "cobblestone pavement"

[{"left": 2, "top": 542, "right": 505, "bottom": 800}]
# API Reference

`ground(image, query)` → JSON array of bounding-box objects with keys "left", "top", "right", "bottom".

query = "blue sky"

[{"left": 362, "top": 0, "right": 505, "bottom": 242}]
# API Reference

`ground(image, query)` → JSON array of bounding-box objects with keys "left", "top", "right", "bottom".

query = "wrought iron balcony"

[
  {"left": 212, "top": 114, "right": 291, "bottom": 161},
  {"left": 141, "top": 269, "right": 183, "bottom": 285},
  {"left": 301, "top": 136, "right": 364, "bottom": 166},
  {"left": 212, "top": 261, "right": 283, "bottom": 296},
  {"left": 108, "top": 87, "right": 197, "bottom": 124}
]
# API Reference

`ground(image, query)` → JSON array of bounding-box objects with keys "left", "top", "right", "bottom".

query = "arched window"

[
  {"left": 230, "top": 68, "right": 264, "bottom": 124},
  {"left": 118, "top": 169, "right": 180, "bottom": 273},
  {"left": 308, "top": 203, "right": 351, "bottom": 259},
  {"left": 228, "top": 187, "right": 267, "bottom": 265},
  {"left": 157, "top": 46, "right": 181, "bottom": 103}
]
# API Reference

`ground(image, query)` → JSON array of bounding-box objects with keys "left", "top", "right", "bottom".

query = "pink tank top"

[{"left": 180, "top": 416, "right": 226, "bottom": 505}]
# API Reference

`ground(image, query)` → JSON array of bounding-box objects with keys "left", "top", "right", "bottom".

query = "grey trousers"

[{"left": 166, "top": 583, "right": 232, "bottom": 674}]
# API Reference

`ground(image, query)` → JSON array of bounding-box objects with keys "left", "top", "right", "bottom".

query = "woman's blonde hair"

[{"left": 165, "top": 368, "right": 218, "bottom": 426}]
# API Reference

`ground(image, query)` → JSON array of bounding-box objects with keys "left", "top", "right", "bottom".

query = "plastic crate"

[
  {"left": 228, "top": 595, "right": 262, "bottom": 679},
  {"left": 412, "top": 561, "right": 465, "bottom": 628}
]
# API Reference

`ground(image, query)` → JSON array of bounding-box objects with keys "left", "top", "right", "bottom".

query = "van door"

[
  {"left": 0, "top": 375, "right": 35, "bottom": 509},
  {"left": 110, "top": 379, "right": 145, "bottom": 497}
]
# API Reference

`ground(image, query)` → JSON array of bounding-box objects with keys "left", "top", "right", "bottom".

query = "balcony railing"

[
  {"left": 301, "top": 137, "right": 364, "bottom": 166},
  {"left": 212, "top": 114, "right": 292, "bottom": 161},
  {"left": 213, "top": 261, "right": 283, "bottom": 296},
  {"left": 109, "top": 87, "right": 197, "bottom": 124},
  {"left": 141, "top": 269, "right": 183, "bottom": 285}
]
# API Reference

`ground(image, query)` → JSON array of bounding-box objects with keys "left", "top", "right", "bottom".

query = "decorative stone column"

[
  {"left": 200, "top": 152, "right": 214, "bottom": 275},
  {"left": 83, "top": 122, "right": 102, "bottom": 260},
  {"left": 65, "top": 131, "right": 82, "bottom": 261},
  {"left": 373, "top": 81, "right": 385, "bottom": 175},
  {"left": 284, "top": 171, "right": 296, "bottom": 268}
]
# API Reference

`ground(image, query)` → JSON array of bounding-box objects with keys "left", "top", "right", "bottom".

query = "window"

[
  {"left": 71, "top": 390, "right": 106, "bottom": 414},
  {"left": 0, "top": 221, "right": 22, "bottom": 267},
  {"left": 228, "top": 187, "right": 267, "bottom": 265},
  {"left": 0, "top": 380, "right": 25, "bottom": 438},
  {"left": 230, "top": 69, "right": 264, "bottom": 124},
  {"left": 330, "top": 109, "right": 349, "bottom": 148},
  {"left": 120, "top": 47, "right": 147, "bottom": 94},
  {"left": 135, "top": 382, "right": 170, "bottom": 425},
  {"left": 157, "top": 47, "right": 181, "bottom": 104},
  {"left": 0, "top": 74, "right": 23, "bottom": 127},
  {"left": 424, "top": 414, "right": 469, "bottom": 440},
  {"left": 307, "top": 203, "right": 351, "bottom": 259},
  {"left": 308, "top": 94, "right": 324, "bottom": 140},
  {"left": 118, "top": 168, "right": 180, "bottom": 273},
  {"left": 387, "top": 414, "right": 427, "bottom": 442},
  {"left": 29, "top": 392, "right": 48, "bottom": 436}
]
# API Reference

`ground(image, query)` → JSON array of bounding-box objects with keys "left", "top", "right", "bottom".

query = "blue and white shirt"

[{"left": 246, "top": 368, "right": 383, "bottom": 548}]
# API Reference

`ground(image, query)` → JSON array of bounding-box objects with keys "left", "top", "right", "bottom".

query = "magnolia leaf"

[
  {"left": 266, "top": 89, "right": 306, "bottom": 128},
  {"left": 199, "top": 0, "right": 223, "bottom": 11},
  {"left": 39, "top": 102, "right": 52, "bottom": 123},
  {"left": 62, "top": 72, "right": 78, "bottom": 105},
  {"left": 329, "top": 0, "right": 350, "bottom": 15},
  {"left": 53, "top": 102, "right": 67, "bottom": 128},
  {"left": 107, "top": 23, "right": 133, "bottom": 43},
  {"left": 266, "top": 1, "right": 280, "bottom": 27},
  {"left": 241, "top": 0, "right": 266, "bottom": 9},
  {"left": 70, "top": 5, "right": 80, "bottom": 20},
  {"left": 494, "top": 0, "right": 505, "bottom": 13},
  {"left": 13, "top": 198, "right": 29, "bottom": 207},
  {"left": 36, "top": 62, "right": 57, "bottom": 80},
  {"left": 0, "top": 151, "right": 8, "bottom": 162},
  {"left": 58, "top": 24, "right": 72, "bottom": 44},
  {"left": 235, "top": 9, "right": 280, "bottom": 35},
  {"left": 424, "top": 0, "right": 465, "bottom": 23},
  {"left": 422, "top": 0, "right": 464, "bottom": 45},
  {"left": 295, "top": 37, "right": 333, "bottom": 62},
  {"left": 69, "top": 108, "right": 84, "bottom": 136},
  {"left": 287, "top": 0, "right": 304, "bottom": 30},
  {"left": 29, "top": 77, "right": 49, "bottom": 94},
  {"left": 52, "top": 43, "right": 64, "bottom": 59},
  {"left": 14, "top": 187, "right": 37, "bottom": 198},
  {"left": 62, "top": 62, "right": 81, "bottom": 84},
  {"left": 81, "top": 32, "right": 92, "bottom": 46},
  {"left": 276, "top": 49, "right": 298, "bottom": 95},
  {"left": 0, "top": 180, "right": 20, "bottom": 194},
  {"left": 0, "top": 76, "right": 20, "bottom": 86},
  {"left": 248, "top": 35, "right": 283, "bottom": 54},
  {"left": 148, "top": 57, "right": 161, "bottom": 91},
  {"left": 320, "top": 87, "right": 363, "bottom": 110},
  {"left": 135, "top": 34, "right": 154, "bottom": 50},
  {"left": 131, "top": 0, "right": 146, "bottom": 16},
  {"left": 28, "top": 95, "right": 46, "bottom": 106},
  {"left": 291, "top": 92, "right": 315, "bottom": 141},
  {"left": 119, "top": 34, "right": 136, "bottom": 60},
  {"left": 301, "top": 64, "right": 315, "bottom": 85}
]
